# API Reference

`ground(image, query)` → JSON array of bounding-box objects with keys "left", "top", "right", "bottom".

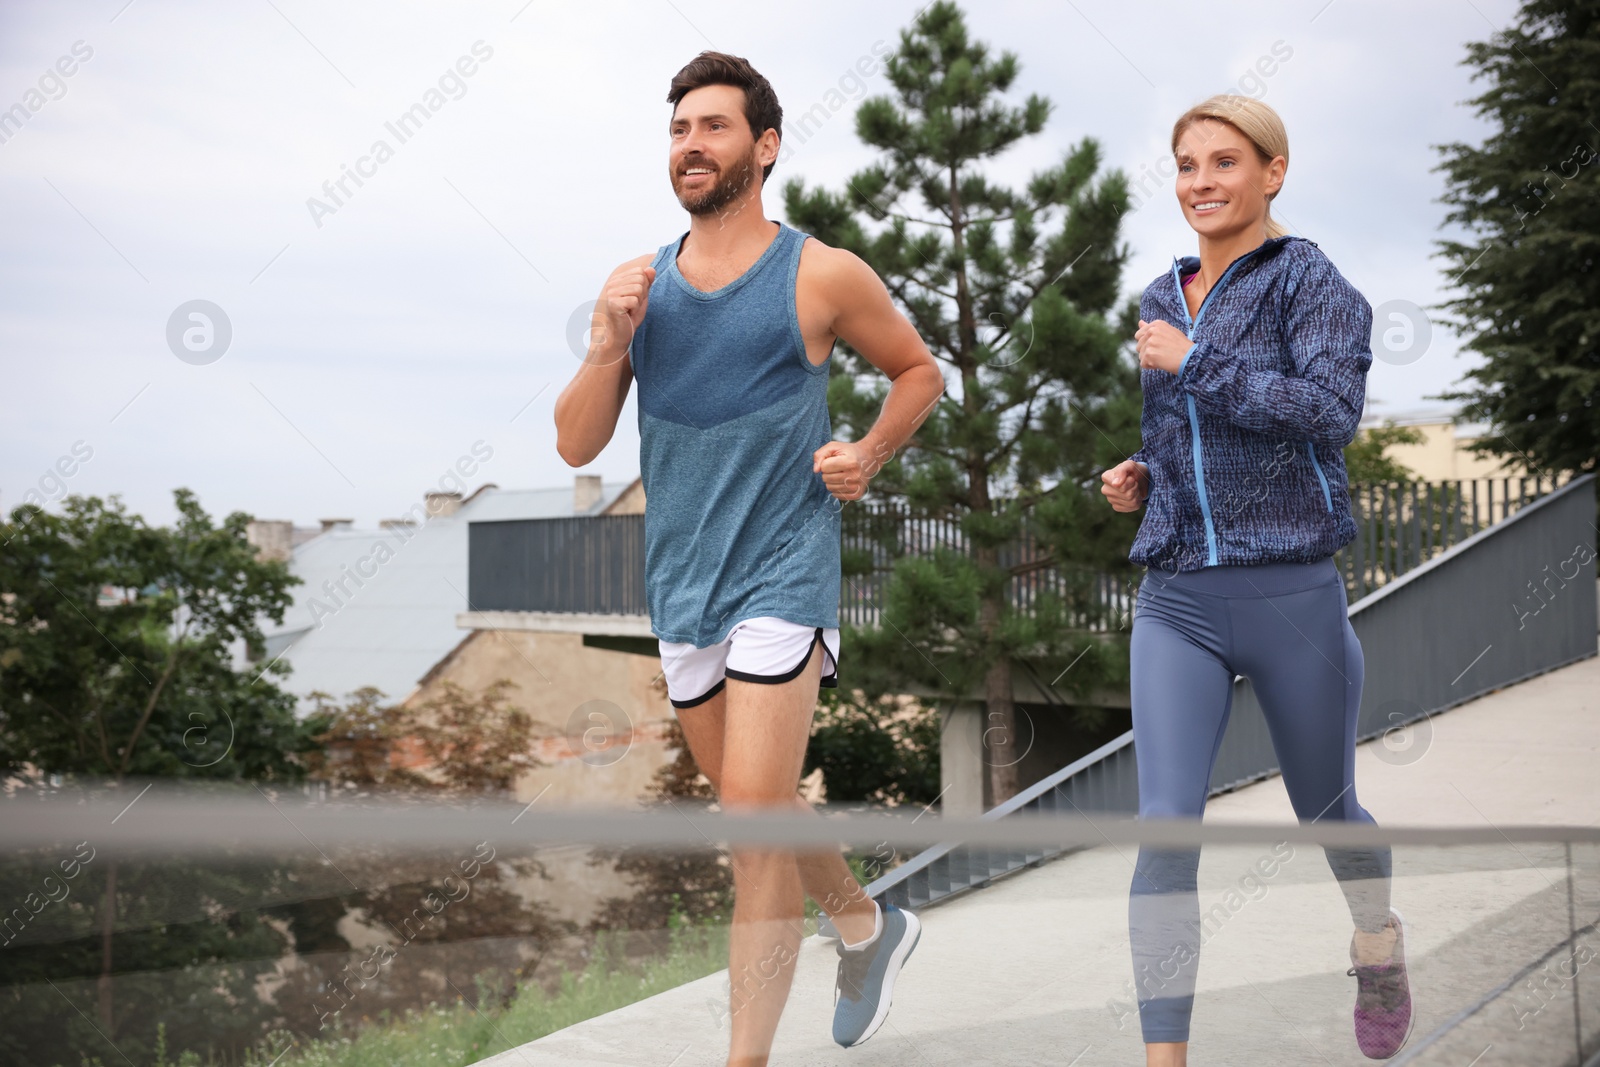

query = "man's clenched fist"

[
  {"left": 813, "top": 440, "right": 884, "bottom": 502},
  {"left": 589, "top": 263, "right": 657, "bottom": 364}
]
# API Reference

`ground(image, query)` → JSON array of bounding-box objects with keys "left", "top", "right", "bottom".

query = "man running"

[{"left": 554, "top": 50, "right": 944, "bottom": 1067}]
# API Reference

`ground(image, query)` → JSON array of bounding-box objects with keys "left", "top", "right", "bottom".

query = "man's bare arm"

[
  {"left": 810, "top": 248, "right": 944, "bottom": 500},
  {"left": 554, "top": 254, "right": 655, "bottom": 467}
]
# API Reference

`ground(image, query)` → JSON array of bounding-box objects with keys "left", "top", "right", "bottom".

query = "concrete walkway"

[{"left": 484, "top": 650, "right": 1599, "bottom": 1067}]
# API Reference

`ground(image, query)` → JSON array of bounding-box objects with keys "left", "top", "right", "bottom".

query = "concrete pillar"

[{"left": 940, "top": 702, "right": 985, "bottom": 818}]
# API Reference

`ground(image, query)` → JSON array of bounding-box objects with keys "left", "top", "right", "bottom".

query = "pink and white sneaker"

[{"left": 1347, "top": 908, "right": 1413, "bottom": 1059}]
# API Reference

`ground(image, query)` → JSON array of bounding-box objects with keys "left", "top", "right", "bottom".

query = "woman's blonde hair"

[{"left": 1171, "top": 95, "right": 1290, "bottom": 239}]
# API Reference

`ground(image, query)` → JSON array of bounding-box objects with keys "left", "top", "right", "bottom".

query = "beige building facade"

[
  {"left": 1366, "top": 406, "right": 1528, "bottom": 482},
  {"left": 409, "top": 626, "right": 676, "bottom": 809}
]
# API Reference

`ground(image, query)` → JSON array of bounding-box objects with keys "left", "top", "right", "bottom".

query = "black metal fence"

[
  {"left": 1341, "top": 475, "right": 1572, "bottom": 600},
  {"left": 467, "top": 515, "right": 647, "bottom": 615},
  {"left": 866, "top": 473, "right": 1598, "bottom": 913},
  {"left": 466, "top": 477, "right": 1571, "bottom": 621},
  {"left": 838, "top": 502, "right": 1136, "bottom": 631},
  {"left": 841, "top": 478, "right": 1571, "bottom": 629}
]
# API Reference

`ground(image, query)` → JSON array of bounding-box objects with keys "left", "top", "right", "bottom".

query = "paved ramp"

[{"left": 482, "top": 650, "right": 1599, "bottom": 1066}]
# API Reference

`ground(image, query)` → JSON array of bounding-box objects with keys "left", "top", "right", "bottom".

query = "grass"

[
  {"left": 74, "top": 864, "right": 897, "bottom": 1067},
  {"left": 235, "top": 922, "right": 731, "bottom": 1067},
  {"left": 73, "top": 920, "right": 735, "bottom": 1067}
]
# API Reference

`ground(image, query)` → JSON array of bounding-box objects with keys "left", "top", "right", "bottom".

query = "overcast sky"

[{"left": 0, "top": 0, "right": 1519, "bottom": 529}]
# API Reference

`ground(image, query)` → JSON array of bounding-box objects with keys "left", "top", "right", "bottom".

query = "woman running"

[{"left": 1100, "top": 95, "right": 1412, "bottom": 1064}]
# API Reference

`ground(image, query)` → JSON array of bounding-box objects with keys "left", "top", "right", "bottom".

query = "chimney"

[
  {"left": 318, "top": 518, "right": 354, "bottom": 533},
  {"left": 246, "top": 520, "right": 294, "bottom": 562},
  {"left": 379, "top": 518, "right": 418, "bottom": 531},
  {"left": 425, "top": 491, "right": 463, "bottom": 518},
  {"left": 574, "top": 475, "right": 603, "bottom": 514}
]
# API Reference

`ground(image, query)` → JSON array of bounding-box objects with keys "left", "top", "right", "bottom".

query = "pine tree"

[
  {"left": 783, "top": 2, "right": 1140, "bottom": 804},
  {"left": 1435, "top": 0, "right": 1600, "bottom": 478}
]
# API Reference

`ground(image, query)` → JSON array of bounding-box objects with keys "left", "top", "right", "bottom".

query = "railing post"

[
  {"left": 1364, "top": 483, "right": 1376, "bottom": 597},
  {"left": 1423, "top": 481, "right": 1434, "bottom": 556},
  {"left": 1385, "top": 483, "right": 1397, "bottom": 586}
]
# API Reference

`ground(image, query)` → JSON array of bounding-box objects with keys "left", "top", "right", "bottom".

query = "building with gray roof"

[{"left": 247, "top": 476, "right": 638, "bottom": 712}]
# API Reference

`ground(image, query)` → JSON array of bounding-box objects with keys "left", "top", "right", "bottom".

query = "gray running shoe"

[{"left": 831, "top": 903, "right": 921, "bottom": 1047}]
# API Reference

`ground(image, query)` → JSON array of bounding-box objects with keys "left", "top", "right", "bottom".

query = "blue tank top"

[{"left": 629, "top": 222, "right": 841, "bottom": 646}]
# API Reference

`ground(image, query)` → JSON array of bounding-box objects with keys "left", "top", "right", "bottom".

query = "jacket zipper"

[
  {"left": 1170, "top": 252, "right": 1259, "bottom": 567},
  {"left": 1306, "top": 443, "right": 1334, "bottom": 511}
]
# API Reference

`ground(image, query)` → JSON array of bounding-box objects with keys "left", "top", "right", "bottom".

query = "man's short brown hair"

[{"left": 667, "top": 51, "right": 783, "bottom": 182}]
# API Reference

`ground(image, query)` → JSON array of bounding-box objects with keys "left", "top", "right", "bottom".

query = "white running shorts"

[{"left": 658, "top": 616, "right": 840, "bottom": 709}]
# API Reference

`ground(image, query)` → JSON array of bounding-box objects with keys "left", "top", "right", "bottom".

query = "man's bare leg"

[
  {"left": 720, "top": 644, "right": 819, "bottom": 1067},
  {"left": 675, "top": 677, "right": 879, "bottom": 946},
  {"left": 674, "top": 643, "right": 876, "bottom": 1066}
]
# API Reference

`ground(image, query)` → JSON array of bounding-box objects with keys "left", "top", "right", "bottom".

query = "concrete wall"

[
  {"left": 409, "top": 628, "right": 677, "bottom": 808},
  {"left": 403, "top": 627, "right": 694, "bottom": 929}
]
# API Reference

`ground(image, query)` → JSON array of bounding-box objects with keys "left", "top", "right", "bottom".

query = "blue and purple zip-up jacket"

[{"left": 1129, "top": 235, "right": 1373, "bottom": 573}]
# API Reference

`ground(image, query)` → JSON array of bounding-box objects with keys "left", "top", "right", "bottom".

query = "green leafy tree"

[
  {"left": 304, "top": 681, "right": 542, "bottom": 795},
  {"left": 1, "top": 500, "right": 570, "bottom": 1065},
  {"left": 1434, "top": 0, "right": 1599, "bottom": 477},
  {"left": 0, "top": 490, "right": 308, "bottom": 782},
  {"left": 0, "top": 490, "right": 316, "bottom": 1064},
  {"left": 784, "top": 1, "right": 1140, "bottom": 803},
  {"left": 1344, "top": 422, "right": 1425, "bottom": 484},
  {"left": 804, "top": 690, "right": 940, "bottom": 805},
  {"left": 302, "top": 686, "right": 425, "bottom": 790},
  {"left": 407, "top": 679, "right": 540, "bottom": 793}
]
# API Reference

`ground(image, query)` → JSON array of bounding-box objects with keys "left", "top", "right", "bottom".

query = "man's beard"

[{"left": 673, "top": 144, "right": 760, "bottom": 216}]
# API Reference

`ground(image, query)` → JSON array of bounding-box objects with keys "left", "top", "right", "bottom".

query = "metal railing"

[
  {"left": 467, "top": 478, "right": 1572, "bottom": 623},
  {"left": 839, "top": 501, "right": 1137, "bottom": 630},
  {"left": 865, "top": 473, "right": 1597, "bottom": 912},
  {"left": 1341, "top": 474, "right": 1571, "bottom": 600},
  {"left": 844, "top": 478, "right": 1572, "bottom": 627},
  {"left": 467, "top": 515, "right": 647, "bottom": 615}
]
